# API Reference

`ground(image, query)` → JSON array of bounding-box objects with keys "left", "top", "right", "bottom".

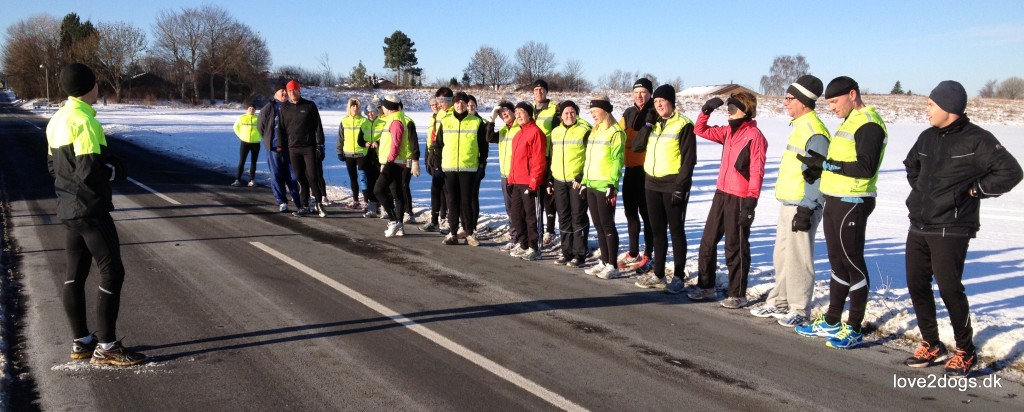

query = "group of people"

[{"left": 46, "top": 60, "right": 1022, "bottom": 378}]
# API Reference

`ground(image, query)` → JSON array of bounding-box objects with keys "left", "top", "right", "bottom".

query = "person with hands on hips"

[
  {"left": 629, "top": 84, "right": 698, "bottom": 294},
  {"left": 691, "top": 92, "right": 768, "bottom": 308},
  {"left": 748, "top": 75, "right": 831, "bottom": 327},
  {"left": 582, "top": 96, "right": 626, "bottom": 279},
  {"left": 506, "top": 102, "right": 547, "bottom": 261}
]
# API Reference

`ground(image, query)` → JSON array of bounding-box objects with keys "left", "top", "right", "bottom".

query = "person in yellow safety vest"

[
  {"left": 629, "top": 84, "right": 698, "bottom": 295},
  {"left": 748, "top": 75, "right": 831, "bottom": 328},
  {"left": 337, "top": 98, "right": 370, "bottom": 210},
  {"left": 46, "top": 63, "right": 145, "bottom": 366},
  {"left": 582, "top": 95, "right": 625, "bottom": 280},
  {"left": 361, "top": 104, "right": 383, "bottom": 217},
  {"left": 433, "top": 91, "right": 488, "bottom": 246},
  {"left": 794, "top": 76, "right": 887, "bottom": 350},
  {"left": 531, "top": 79, "right": 560, "bottom": 245},
  {"left": 422, "top": 90, "right": 453, "bottom": 232},
  {"left": 547, "top": 100, "right": 592, "bottom": 268},
  {"left": 232, "top": 106, "right": 262, "bottom": 187},
  {"left": 487, "top": 100, "right": 520, "bottom": 251},
  {"left": 374, "top": 95, "right": 420, "bottom": 237},
  {"left": 467, "top": 94, "right": 487, "bottom": 236}
]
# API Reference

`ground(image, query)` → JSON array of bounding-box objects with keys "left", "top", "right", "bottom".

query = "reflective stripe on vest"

[
  {"left": 821, "top": 106, "right": 887, "bottom": 197},
  {"left": 499, "top": 122, "right": 521, "bottom": 178},
  {"left": 550, "top": 119, "right": 592, "bottom": 182},
  {"left": 776, "top": 111, "right": 831, "bottom": 202},
  {"left": 643, "top": 112, "right": 693, "bottom": 178},
  {"left": 440, "top": 113, "right": 483, "bottom": 172},
  {"left": 377, "top": 112, "right": 413, "bottom": 164},
  {"left": 234, "top": 113, "right": 261, "bottom": 143},
  {"left": 582, "top": 122, "right": 625, "bottom": 189},
  {"left": 341, "top": 115, "right": 369, "bottom": 156}
]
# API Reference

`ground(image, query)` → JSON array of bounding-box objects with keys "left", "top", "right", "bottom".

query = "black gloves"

[
  {"left": 738, "top": 197, "right": 757, "bottom": 228},
  {"left": 702, "top": 97, "right": 724, "bottom": 115},
  {"left": 316, "top": 145, "right": 325, "bottom": 162},
  {"left": 796, "top": 149, "right": 827, "bottom": 183},
  {"left": 104, "top": 156, "right": 127, "bottom": 181},
  {"left": 671, "top": 190, "right": 686, "bottom": 207},
  {"left": 525, "top": 187, "right": 537, "bottom": 198},
  {"left": 606, "top": 186, "right": 617, "bottom": 206},
  {"left": 337, "top": 153, "right": 345, "bottom": 162},
  {"left": 644, "top": 109, "right": 659, "bottom": 126},
  {"left": 968, "top": 181, "right": 987, "bottom": 198},
  {"left": 792, "top": 206, "right": 814, "bottom": 232}
]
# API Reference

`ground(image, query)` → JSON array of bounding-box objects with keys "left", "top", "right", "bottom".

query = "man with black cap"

[
  {"left": 279, "top": 80, "right": 328, "bottom": 217},
  {"left": 749, "top": 75, "right": 831, "bottom": 328},
  {"left": 794, "top": 76, "right": 887, "bottom": 350},
  {"left": 617, "top": 78, "right": 655, "bottom": 272},
  {"left": 46, "top": 63, "right": 145, "bottom": 366},
  {"left": 531, "top": 79, "right": 559, "bottom": 245},
  {"left": 258, "top": 80, "right": 302, "bottom": 213},
  {"left": 901, "top": 80, "right": 1022, "bottom": 375}
]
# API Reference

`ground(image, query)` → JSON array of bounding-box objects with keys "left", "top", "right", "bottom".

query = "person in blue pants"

[{"left": 258, "top": 81, "right": 302, "bottom": 212}]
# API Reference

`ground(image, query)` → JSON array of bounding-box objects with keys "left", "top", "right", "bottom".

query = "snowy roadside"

[{"left": 11, "top": 87, "right": 1024, "bottom": 382}]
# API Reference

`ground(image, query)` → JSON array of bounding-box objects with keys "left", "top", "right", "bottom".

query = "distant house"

[
  {"left": 680, "top": 84, "right": 760, "bottom": 98},
  {"left": 374, "top": 79, "right": 399, "bottom": 90}
]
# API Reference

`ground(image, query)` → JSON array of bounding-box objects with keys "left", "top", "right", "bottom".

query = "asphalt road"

[{"left": 1, "top": 100, "right": 1022, "bottom": 411}]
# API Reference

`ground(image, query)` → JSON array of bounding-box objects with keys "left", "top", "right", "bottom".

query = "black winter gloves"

[
  {"left": 796, "top": 149, "right": 827, "bottom": 183},
  {"left": 644, "top": 109, "right": 659, "bottom": 126},
  {"left": 671, "top": 191, "right": 686, "bottom": 207},
  {"left": 316, "top": 145, "right": 325, "bottom": 162},
  {"left": 792, "top": 206, "right": 814, "bottom": 232},
  {"left": 337, "top": 153, "right": 345, "bottom": 162},
  {"left": 606, "top": 187, "right": 617, "bottom": 206},
  {"left": 738, "top": 197, "right": 757, "bottom": 228},
  {"left": 702, "top": 97, "right": 724, "bottom": 115},
  {"left": 105, "top": 156, "right": 127, "bottom": 181}
]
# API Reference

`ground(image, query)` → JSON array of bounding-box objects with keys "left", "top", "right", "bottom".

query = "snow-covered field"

[{"left": 15, "top": 88, "right": 1024, "bottom": 375}]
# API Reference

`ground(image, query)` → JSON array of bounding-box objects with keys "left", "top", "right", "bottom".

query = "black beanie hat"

[
  {"left": 929, "top": 80, "right": 968, "bottom": 115},
  {"left": 60, "top": 63, "right": 96, "bottom": 97},
  {"left": 453, "top": 91, "right": 469, "bottom": 103},
  {"left": 274, "top": 79, "right": 288, "bottom": 91},
  {"left": 589, "top": 96, "right": 613, "bottom": 114},
  {"left": 632, "top": 78, "right": 653, "bottom": 94},
  {"left": 787, "top": 74, "right": 823, "bottom": 109},
  {"left": 382, "top": 95, "right": 401, "bottom": 111},
  {"left": 824, "top": 76, "right": 859, "bottom": 99},
  {"left": 498, "top": 100, "right": 514, "bottom": 112},
  {"left": 514, "top": 101, "right": 534, "bottom": 118},
  {"left": 532, "top": 79, "right": 548, "bottom": 91},
  {"left": 556, "top": 100, "right": 580, "bottom": 116},
  {"left": 653, "top": 84, "right": 676, "bottom": 105}
]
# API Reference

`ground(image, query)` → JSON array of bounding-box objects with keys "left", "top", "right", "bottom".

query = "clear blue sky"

[{"left": 3, "top": 0, "right": 1022, "bottom": 96}]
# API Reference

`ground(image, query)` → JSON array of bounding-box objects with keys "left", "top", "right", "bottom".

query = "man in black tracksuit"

[
  {"left": 279, "top": 80, "right": 327, "bottom": 217},
  {"left": 902, "top": 81, "right": 1022, "bottom": 375}
]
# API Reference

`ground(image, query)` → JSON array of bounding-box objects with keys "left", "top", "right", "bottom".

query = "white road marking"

[
  {"left": 249, "top": 241, "right": 586, "bottom": 411},
  {"left": 127, "top": 177, "right": 181, "bottom": 205}
]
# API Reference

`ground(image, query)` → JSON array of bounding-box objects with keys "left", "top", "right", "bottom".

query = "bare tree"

[
  {"left": 317, "top": 53, "right": 334, "bottom": 87},
  {"left": 997, "top": 76, "right": 1024, "bottom": 99},
  {"left": 152, "top": 8, "right": 205, "bottom": 103},
  {"left": 1, "top": 14, "right": 60, "bottom": 99},
  {"left": 561, "top": 59, "right": 588, "bottom": 92},
  {"left": 465, "top": 45, "right": 512, "bottom": 89},
  {"left": 514, "top": 41, "right": 556, "bottom": 86},
  {"left": 599, "top": 69, "right": 636, "bottom": 91},
  {"left": 759, "top": 54, "right": 809, "bottom": 96},
  {"left": 978, "top": 79, "right": 998, "bottom": 98},
  {"left": 665, "top": 76, "right": 684, "bottom": 93},
  {"left": 197, "top": 4, "right": 234, "bottom": 102},
  {"left": 94, "top": 21, "right": 147, "bottom": 102}
]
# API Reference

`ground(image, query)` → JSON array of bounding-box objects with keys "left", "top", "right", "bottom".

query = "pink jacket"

[{"left": 694, "top": 113, "right": 767, "bottom": 199}]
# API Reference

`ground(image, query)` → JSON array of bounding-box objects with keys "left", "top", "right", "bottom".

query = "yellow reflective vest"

[
  {"left": 550, "top": 119, "right": 592, "bottom": 182},
  {"left": 440, "top": 113, "right": 483, "bottom": 172},
  {"left": 643, "top": 112, "right": 694, "bottom": 178},
  {"left": 234, "top": 113, "right": 261, "bottom": 143},
  {"left": 378, "top": 111, "right": 414, "bottom": 164},
  {"left": 498, "top": 122, "right": 521, "bottom": 178},
  {"left": 340, "top": 114, "right": 369, "bottom": 157},
  {"left": 821, "top": 106, "right": 887, "bottom": 197},
  {"left": 582, "top": 122, "right": 625, "bottom": 190},
  {"left": 777, "top": 111, "right": 831, "bottom": 202}
]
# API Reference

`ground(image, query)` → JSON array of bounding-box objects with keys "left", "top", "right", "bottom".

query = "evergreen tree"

[
  {"left": 890, "top": 80, "right": 904, "bottom": 95},
  {"left": 350, "top": 60, "right": 371, "bottom": 88},
  {"left": 382, "top": 31, "right": 418, "bottom": 86}
]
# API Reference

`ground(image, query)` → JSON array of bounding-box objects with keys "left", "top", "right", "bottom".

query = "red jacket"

[
  {"left": 508, "top": 121, "right": 547, "bottom": 191},
  {"left": 694, "top": 113, "right": 767, "bottom": 199}
]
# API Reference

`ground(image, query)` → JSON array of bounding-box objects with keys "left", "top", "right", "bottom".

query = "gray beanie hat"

[{"left": 929, "top": 80, "right": 968, "bottom": 115}]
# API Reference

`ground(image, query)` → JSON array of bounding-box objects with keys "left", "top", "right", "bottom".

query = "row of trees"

[
  {"left": 2, "top": 5, "right": 270, "bottom": 104},
  {"left": 978, "top": 77, "right": 1024, "bottom": 100}
]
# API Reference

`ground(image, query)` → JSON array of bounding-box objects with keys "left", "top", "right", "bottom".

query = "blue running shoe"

[
  {"left": 826, "top": 324, "right": 863, "bottom": 349},
  {"left": 794, "top": 314, "right": 842, "bottom": 338}
]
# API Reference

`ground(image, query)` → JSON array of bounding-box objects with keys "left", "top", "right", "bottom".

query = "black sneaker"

[
  {"left": 904, "top": 341, "right": 947, "bottom": 368},
  {"left": 567, "top": 256, "right": 586, "bottom": 268},
  {"left": 944, "top": 348, "right": 977, "bottom": 376},
  {"left": 554, "top": 256, "right": 570, "bottom": 265},
  {"left": 71, "top": 334, "right": 97, "bottom": 360},
  {"left": 90, "top": 340, "right": 146, "bottom": 367}
]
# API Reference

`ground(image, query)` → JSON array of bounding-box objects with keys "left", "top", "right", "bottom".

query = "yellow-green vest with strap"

[
  {"left": 368, "top": 117, "right": 385, "bottom": 144},
  {"left": 777, "top": 111, "right": 832, "bottom": 202},
  {"left": 550, "top": 119, "right": 591, "bottom": 182},
  {"left": 378, "top": 111, "right": 414, "bottom": 164},
  {"left": 429, "top": 107, "right": 452, "bottom": 146},
  {"left": 821, "top": 106, "right": 887, "bottom": 197},
  {"left": 440, "top": 113, "right": 483, "bottom": 172},
  {"left": 534, "top": 100, "right": 558, "bottom": 155},
  {"left": 498, "top": 122, "right": 521, "bottom": 178},
  {"left": 340, "top": 114, "right": 369, "bottom": 157},
  {"left": 47, "top": 96, "right": 106, "bottom": 156},
  {"left": 234, "top": 113, "right": 261, "bottom": 143},
  {"left": 643, "top": 112, "right": 693, "bottom": 178},
  {"left": 582, "top": 122, "right": 625, "bottom": 190}
]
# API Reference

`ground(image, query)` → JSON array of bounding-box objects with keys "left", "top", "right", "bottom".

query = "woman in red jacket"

[
  {"left": 690, "top": 92, "right": 767, "bottom": 309},
  {"left": 507, "top": 102, "right": 548, "bottom": 261}
]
